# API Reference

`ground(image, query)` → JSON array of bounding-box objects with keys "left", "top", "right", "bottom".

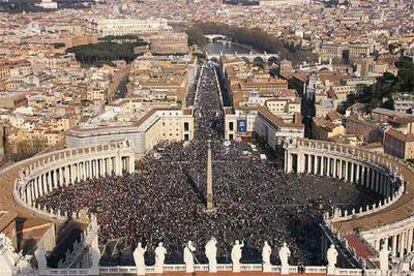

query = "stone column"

[
  {"left": 345, "top": 161, "right": 349, "bottom": 181},
  {"left": 53, "top": 169, "right": 57, "bottom": 188},
  {"left": 408, "top": 228, "right": 413, "bottom": 253},
  {"left": 286, "top": 153, "right": 293, "bottom": 173},
  {"left": 34, "top": 177, "right": 39, "bottom": 199},
  {"left": 84, "top": 161, "right": 88, "bottom": 179},
  {"left": 100, "top": 158, "right": 105, "bottom": 177},
  {"left": 326, "top": 157, "right": 330, "bottom": 176},
  {"left": 78, "top": 162, "right": 83, "bottom": 181},
  {"left": 88, "top": 160, "right": 91, "bottom": 179},
  {"left": 109, "top": 157, "right": 113, "bottom": 175},
  {"left": 392, "top": 235, "right": 397, "bottom": 257},
  {"left": 129, "top": 156, "right": 135, "bottom": 173},
  {"left": 65, "top": 166, "right": 70, "bottom": 185},
  {"left": 356, "top": 164, "right": 360, "bottom": 184},
  {"left": 284, "top": 150, "right": 288, "bottom": 173},
  {"left": 59, "top": 168, "right": 64, "bottom": 186},
  {"left": 70, "top": 164, "right": 76, "bottom": 183},
  {"left": 320, "top": 156, "right": 325, "bottom": 176},
  {"left": 362, "top": 166, "right": 366, "bottom": 187},
  {"left": 333, "top": 158, "right": 337, "bottom": 178},
  {"left": 400, "top": 232, "right": 406, "bottom": 257},
  {"left": 47, "top": 172, "right": 53, "bottom": 192},
  {"left": 314, "top": 156, "right": 318, "bottom": 174},
  {"left": 115, "top": 155, "right": 122, "bottom": 176},
  {"left": 26, "top": 185, "right": 32, "bottom": 206},
  {"left": 41, "top": 174, "right": 47, "bottom": 194},
  {"left": 349, "top": 161, "right": 359, "bottom": 184}
]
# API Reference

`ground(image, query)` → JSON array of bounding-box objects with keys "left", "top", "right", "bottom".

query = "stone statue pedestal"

[
  {"left": 263, "top": 263, "right": 272, "bottom": 273},
  {"left": 137, "top": 266, "right": 145, "bottom": 276},
  {"left": 280, "top": 265, "right": 289, "bottom": 275},
  {"left": 327, "top": 265, "right": 336, "bottom": 275},
  {"left": 233, "top": 263, "right": 241, "bottom": 273},
  {"left": 154, "top": 265, "right": 163, "bottom": 274},
  {"left": 185, "top": 263, "right": 194, "bottom": 273},
  {"left": 209, "top": 262, "right": 217, "bottom": 273}
]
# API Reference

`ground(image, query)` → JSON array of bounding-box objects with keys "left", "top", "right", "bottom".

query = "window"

[
  {"left": 229, "top": 134, "right": 234, "bottom": 140},
  {"left": 184, "top": 122, "right": 189, "bottom": 131},
  {"left": 229, "top": 122, "right": 234, "bottom": 131},
  {"left": 184, "top": 134, "right": 189, "bottom": 141}
]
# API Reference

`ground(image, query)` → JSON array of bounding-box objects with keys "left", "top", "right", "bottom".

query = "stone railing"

[
  {"left": 33, "top": 265, "right": 389, "bottom": 276},
  {"left": 328, "top": 183, "right": 405, "bottom": 223}
]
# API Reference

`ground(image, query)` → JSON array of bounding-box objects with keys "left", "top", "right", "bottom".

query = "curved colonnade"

[
  {"left": 11, "top": 141, "right": 135, "bottom": 222},
  {"left": 284, "top": 138, "right": 414, "bottom": 260}
]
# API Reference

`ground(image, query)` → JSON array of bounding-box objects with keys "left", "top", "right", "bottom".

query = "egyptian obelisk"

[{"left": 207, "top": 140, "right": 214, "bottom": 211}]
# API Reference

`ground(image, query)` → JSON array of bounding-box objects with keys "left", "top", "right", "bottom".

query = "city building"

[{"left": 85, "top": 18, "right": 172, "bottom": 37}]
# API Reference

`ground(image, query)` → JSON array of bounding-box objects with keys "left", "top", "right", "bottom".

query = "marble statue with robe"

[
  {"left": 326, "top": 244, "right": 338, "bottom": 275},
  {"left": 262, "top": 241, "right": 272, "bottom": 272},
  {"left": 279, "top": 242, "right": 291, "bottom": 275},
  {"left": 34, "top": 247, "right": 47, "bottom": 270},
  {"left": 154, "top": 242, "right": 167, "bottom": 273},
  {"left": 133, "top": 242, "right": 147, "bottom": 276},
  {"left": 205, "top": 237, "right": 217, "bottom": 272},
  {"left": 231, "top": 240, "right": 244, "bottom": 272},
  {"left": 183, "top": 241, "right": 196, "bottom": 273}
]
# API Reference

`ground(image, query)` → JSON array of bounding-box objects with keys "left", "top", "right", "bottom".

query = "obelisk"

[{"left": 206, "top": 140, "right": 214, "bottom": 211}]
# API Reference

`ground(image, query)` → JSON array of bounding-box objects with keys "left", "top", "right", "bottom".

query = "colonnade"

[
  {"left": 284, "top": 138, "right": 411, "bottom": 260},
  {"left": 285, "top": 152, "right": 396, "bottom": 198},
  {"left": 361, "top": 215, "right": 414, "bottom": 259},
  {"left": 15, "top": 141, "right": 135, "bottom": 218}
]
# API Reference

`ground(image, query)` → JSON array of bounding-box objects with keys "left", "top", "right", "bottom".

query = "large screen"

[{"left": 237, "top": 119, "right": 247, "bottom": 133}]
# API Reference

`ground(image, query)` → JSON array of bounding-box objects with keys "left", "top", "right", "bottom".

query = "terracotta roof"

[
  {"left": 386, "top": 128, "right": 414, "bottom": 143},
  {"left": 258, "top": 107, "right": 303, "bottom": 129},
  {"left": 345, "top": 234, "right": 374, "bottom": 259}
]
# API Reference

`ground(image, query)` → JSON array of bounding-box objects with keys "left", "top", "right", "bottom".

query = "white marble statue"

[
  {"left": 205, "top": 237, "right": 217, "bottom": 272},
  {"left": 34, "top": 246, "right": 48, "bottom": 270},
  {"left": 0, "top": 233, "right": 19, "bottom": 275},
  {"left": 379, "top": 244, "right": 390, "bottom": 273},
  {"left": 183, "top": 241, "right": 196, "bottom": 273},
  {"left": 262, "top": 241, "right": 272, "bottom": 272},
  {"left": 133, "top": 242, "right": 147, "bottom": 276},
  {"left": 154, "top": 242, "right": 167, "bottom": 273},
  {"left": 15, "top": 254, "right": 33, "bottom": 274},
  {"left": 231, "top": 240, "right": 244, "bottom": 272},
  {"left": 326, "top": 244, "right": 338, "bottom": 275},
  {"left": 279, "top": 242, "right": 291, "bottom": 275}
]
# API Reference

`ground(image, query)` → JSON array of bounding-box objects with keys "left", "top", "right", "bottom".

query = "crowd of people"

[{"left": 36, "top": 62, "right": 381, "bottom": 266}]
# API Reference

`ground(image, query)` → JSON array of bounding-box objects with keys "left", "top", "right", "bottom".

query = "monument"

[
  {"left": 279, "top": 242, "right": 291, "bottom": 275},
  {"left": 154, "top": 242, "right": 167, "bottom": 273},
  {"left": 231, "top": 240, "right": 244, "bottom": 272},
  {"left": 183, "top": 241, "right": 196, "bottom": 273},
  {"left": 133, "top": 242, "right": 147, "bottom": 276},
  {"left": 34, "top": 247, "right": 47, "bottom": 271},
  {"left": 326, "top": 244, "right": 338, "bottom": 275},
  {"left": 262, "top": 241, "right": 272, "bottom": 272},
  {"left": 206, "top": 140, "right": 214, "bottom": 211},
  {"left": 205, "top": 237, "right": 218, "bottom": 272}
]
